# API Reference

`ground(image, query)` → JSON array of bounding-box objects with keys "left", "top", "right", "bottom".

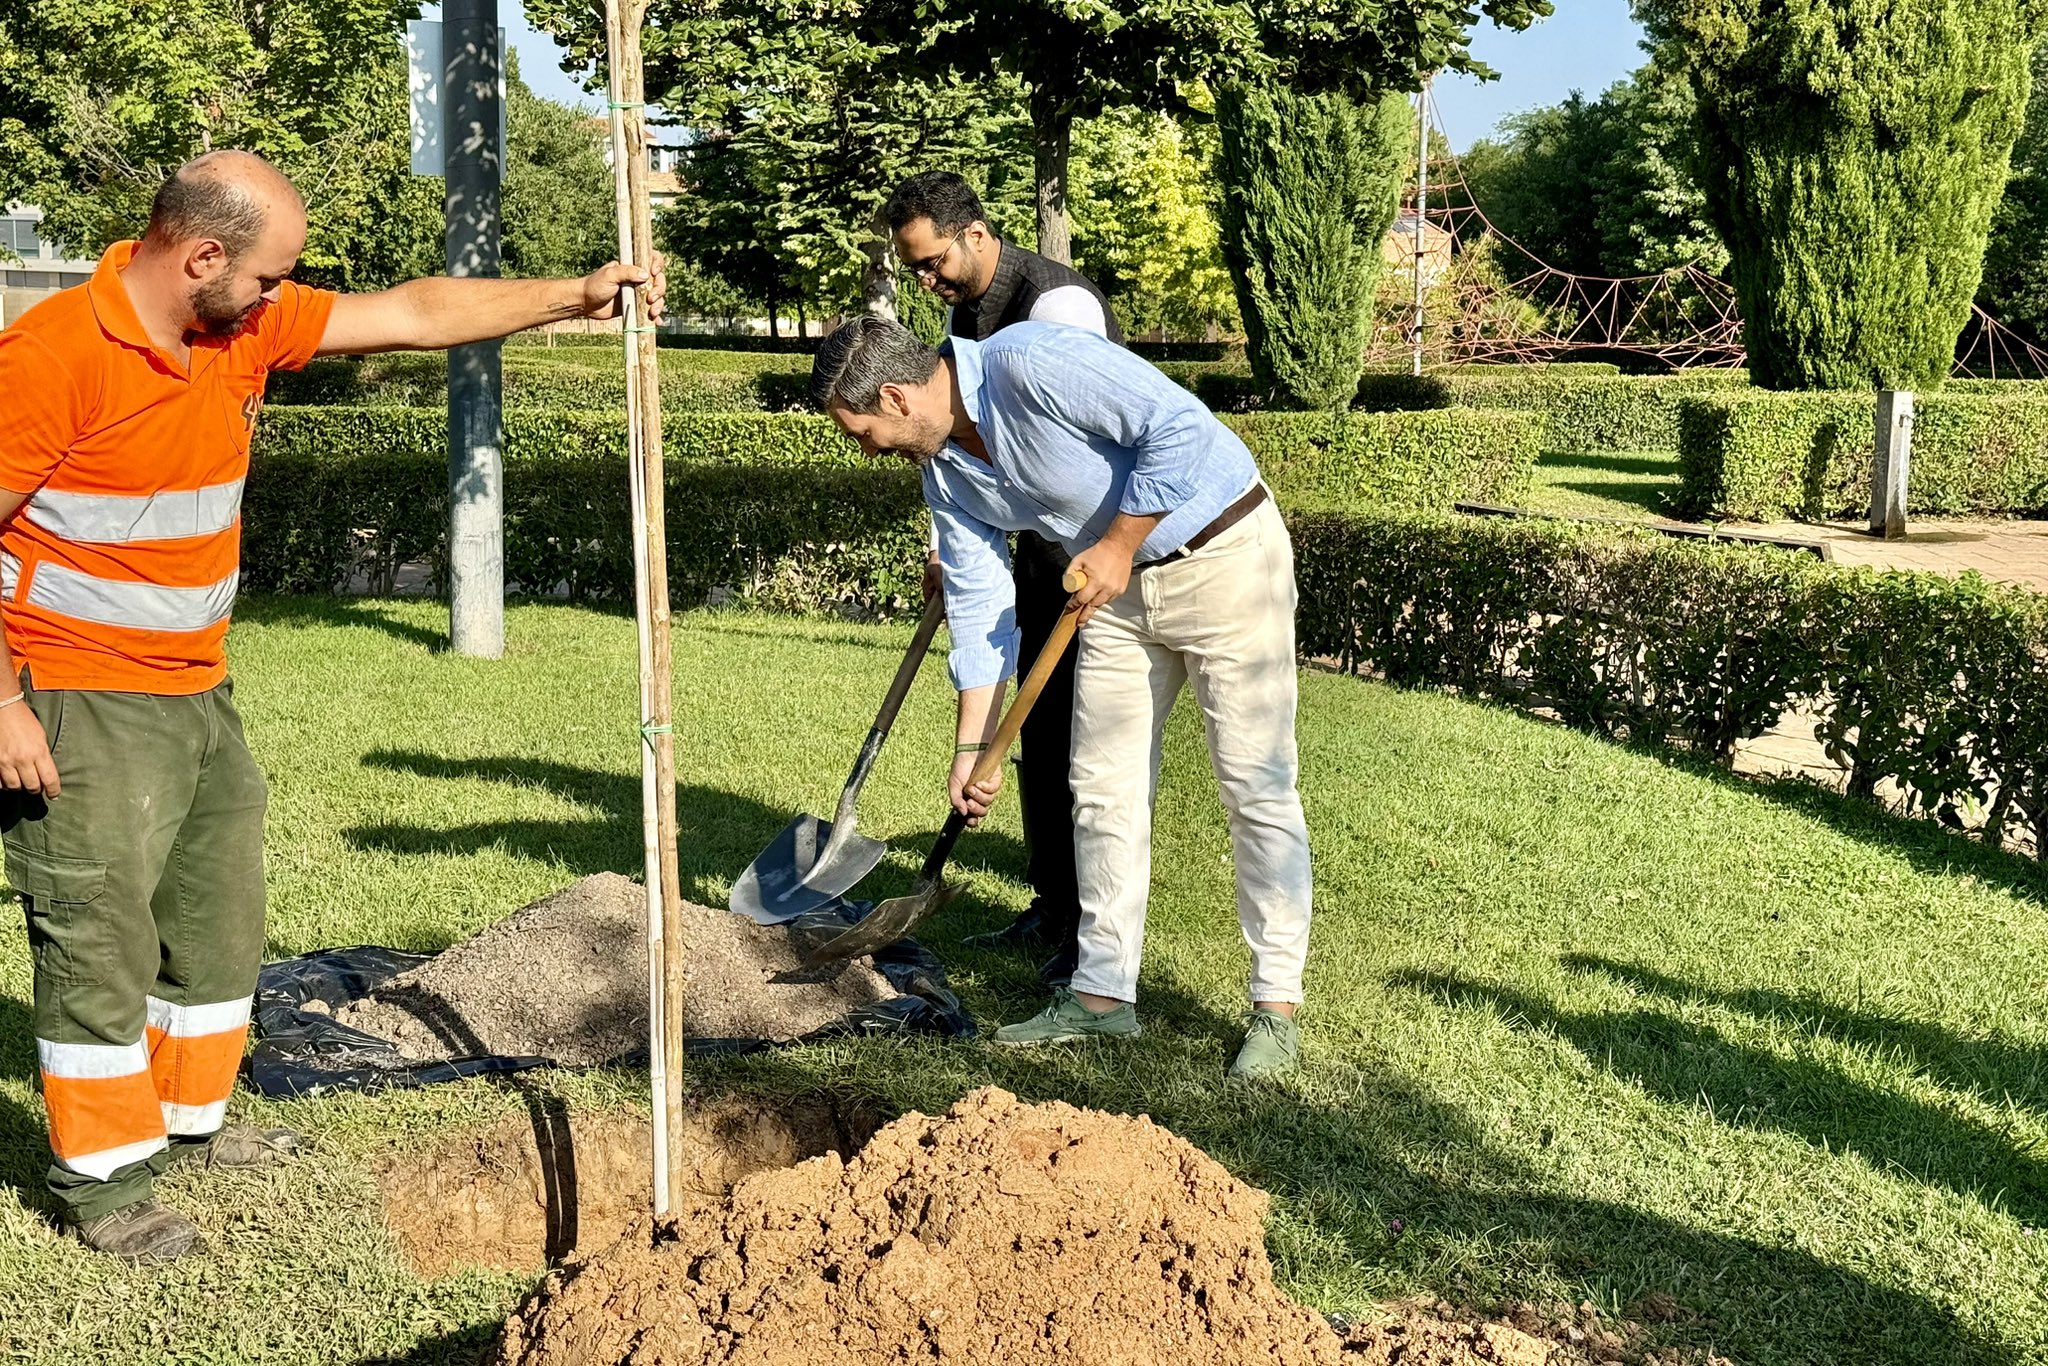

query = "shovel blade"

[
  {"left": 795, "top": 819, "right": 889, "bottom": 901},
  {"left": 800, "top": 878, "right": 959, "bottom": 967},
  {"left": 730, "top": 814, "right": 882, "bottom": 924}
]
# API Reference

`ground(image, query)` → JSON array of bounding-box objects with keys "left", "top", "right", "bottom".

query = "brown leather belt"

[{"left": 1134, "top": 484, "right": 1269, "bottom": 570}]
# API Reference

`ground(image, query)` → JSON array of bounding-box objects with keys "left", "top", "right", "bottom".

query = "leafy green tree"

[
  {"left": 1460, "top": 59, "right": 1723, "bottom": 279},
  {"left": 500, "top": 56, "right": 617, "bottom": 281},
  {"left": 1069, "top": 102, "right": 1240, "bottom": 339},
  {"left": 653, "top": 35, "right": 1033, "bottom": 331},
  {"left": 528, "top": 0, "right": 1549, "bottom": 270},
  {"left": 1639, "top": 0, "right": 2044, "bottom": 390},
  {"left": 0, "top": 0, "right": 441, "bottom": 288},
  {"left": 1218, "top": 82, "right": 1410, "bottom": 407},
  {"left": 1980, "top": 43, "right": 2048, "bottom": 339},
  {"left": 887, "top": 0, "right": 1552, "bottom": 263}
]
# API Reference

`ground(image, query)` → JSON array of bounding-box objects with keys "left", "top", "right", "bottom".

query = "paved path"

[{"left": 1738, "top": 517, "right": 2048, "bottom": 593}]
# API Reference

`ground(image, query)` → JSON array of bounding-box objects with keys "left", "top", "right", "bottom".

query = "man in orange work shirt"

[{"left": 0, "top": 150, "right": 666, "bottom": 1262}]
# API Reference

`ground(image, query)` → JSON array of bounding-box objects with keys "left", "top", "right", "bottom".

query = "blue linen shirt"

[{"left": 927, "top": 323, "right": 1261, "bottom": 690}]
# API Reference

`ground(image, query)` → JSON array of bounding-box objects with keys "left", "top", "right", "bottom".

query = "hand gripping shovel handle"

[
  {"left": 830, "top": 591, "right": 946, "bottom": 828},
  {"left": 912, "top": 567, "right": 1089, "bottom": 881}
]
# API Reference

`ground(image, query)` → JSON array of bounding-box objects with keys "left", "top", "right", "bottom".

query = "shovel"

[
  {"left": 800, "top": 568, "right": 1087, "bottom": 967},
  {"left": 730, "top": 591, "right": 947, "bottom": 924}
]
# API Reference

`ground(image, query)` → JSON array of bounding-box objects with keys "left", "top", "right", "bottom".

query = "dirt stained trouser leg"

[{"left": 3, "top": 678, "right": 267, "bottom": 1223}]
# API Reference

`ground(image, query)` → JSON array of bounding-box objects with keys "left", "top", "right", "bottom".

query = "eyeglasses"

[{"left": 904, "top": 227, "right": 966, "bottom": 281}]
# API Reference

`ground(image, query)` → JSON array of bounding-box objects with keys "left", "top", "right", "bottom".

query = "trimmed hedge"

[
  {"left": 237, "top": 431, "right": 2048, "bottom": 856},
  {"left": 252, "top": 403, "right": 1542, "bottom": 514},
  {"left": 1674, "top": 390, "right": 2048, "bottom": 520},
  {"left": 269, "top": 351, "right": 816, "bottom": 413},
  {"left": 1180, "top": 366, "right": 1749, "bottom": 453},
  {"left": 1293, "top": 507, "right": 2048, "bottom": 856},
  {"left": 1231, "top": 408, "right": 1540, "bottom": 510}
]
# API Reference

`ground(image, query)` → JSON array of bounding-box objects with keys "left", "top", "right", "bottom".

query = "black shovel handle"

[{"left": 831, "top": 592, "right": 946, "bottom": 828}]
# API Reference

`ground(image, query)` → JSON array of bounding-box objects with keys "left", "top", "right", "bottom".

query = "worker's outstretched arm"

[{"left": 314, "top": 255, "right": 668, "bottom": 357}]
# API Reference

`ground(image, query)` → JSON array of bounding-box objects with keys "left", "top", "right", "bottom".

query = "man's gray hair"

[{"left": 808, "top": 316, "right": 940, "bottom": 412}]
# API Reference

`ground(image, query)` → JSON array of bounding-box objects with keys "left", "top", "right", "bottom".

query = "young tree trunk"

[
  {"left": 1030, "top": 85, "right": 1075, "bottom": 266},
  {"left": 863, "top": 213, "right": 899, "bottom": 321}
]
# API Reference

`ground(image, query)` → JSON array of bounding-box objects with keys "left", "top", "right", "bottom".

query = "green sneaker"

[
  {"left": 993, "top": 987, "right": 1141, "bottom": 1045},
  {"left": 1227, "top": 1008, "right": 1300, "bottom": 1081}
]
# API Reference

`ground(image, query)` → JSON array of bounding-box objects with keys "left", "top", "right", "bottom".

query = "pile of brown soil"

[
  {"left": 337, "top": 873, "right": 894, "bottom": 1065},
  {"left": 492, "top": 1086, "right": 1338, "bottom": 1366},
  {"left": 491, "top": 1087, "right": 1733, "bottom": 1366}
]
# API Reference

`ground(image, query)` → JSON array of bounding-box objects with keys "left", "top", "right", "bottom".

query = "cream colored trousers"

[{"left": 1066, "top": 496, "right": 1312, "bottom": 1006}]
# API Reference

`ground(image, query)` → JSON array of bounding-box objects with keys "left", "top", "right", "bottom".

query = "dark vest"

[{"left": 949, "top": 242, "right": 1124, "bottom": 345}]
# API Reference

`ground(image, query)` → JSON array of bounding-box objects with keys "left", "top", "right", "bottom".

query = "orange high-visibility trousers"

[{"left": 4, "top": 679, "right": 267, "bottom": 1222}]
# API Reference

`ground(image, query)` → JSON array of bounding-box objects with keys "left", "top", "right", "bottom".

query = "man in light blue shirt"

[{"left": 809, "top": 316, "right": 1313, "bottom": 1081}]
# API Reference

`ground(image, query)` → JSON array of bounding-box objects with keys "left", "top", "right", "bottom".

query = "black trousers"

[{"left": 1010, "top": 531, "right": 1082, "bottom": 946}]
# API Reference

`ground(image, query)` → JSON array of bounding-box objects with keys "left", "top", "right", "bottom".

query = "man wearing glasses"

[{"left": 884, "top": 172, "right": 1119, "bottom": 989}]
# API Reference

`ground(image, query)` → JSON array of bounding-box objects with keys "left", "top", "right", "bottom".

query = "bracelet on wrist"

[
  {"left": 0, "top": 692, "right": 24, "bottom": 710},
  {"left": 954, "top": 741, "right": 988, "bottom": 754}
]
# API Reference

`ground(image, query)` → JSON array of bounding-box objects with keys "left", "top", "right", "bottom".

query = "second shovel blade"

[
  {"left": 730, "top": 814, "right": 886, "bottom": 925},
  {"left": 800, "top": 879, "right": 959, "bottom": 967}
]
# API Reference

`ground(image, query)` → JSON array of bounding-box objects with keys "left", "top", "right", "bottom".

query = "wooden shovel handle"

[{"left": 965, "top": 567, "right": 1087, "bottom": 790}]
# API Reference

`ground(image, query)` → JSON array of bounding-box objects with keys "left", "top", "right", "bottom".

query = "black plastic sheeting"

[{"left": 247, "top": 897, "right": 973, "bottom": 1098}]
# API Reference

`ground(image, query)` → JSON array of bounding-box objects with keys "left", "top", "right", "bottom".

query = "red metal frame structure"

[{"left": 1382, "top": 94, "right": 2048, "bottom": 378}]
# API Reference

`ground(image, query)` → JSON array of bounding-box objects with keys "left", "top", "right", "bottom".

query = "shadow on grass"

[
  {"left": 340, "top": 750, "right": 1029, "bottom": 920},
  {"left": 236, "top": 595, "right": 448, "bottom": 652},
  {"left": 1533, "top": 452, "right": 1681, "bottom": 518},
  {"left": 0, "top": 992, "right": 52, "bottom": 1211},
  {"left": 1655, "top": 745, "right": 2048, "bottom": 908},
  {"left": 1563, "top": 953, "right": 2048, "bottom": 1116},
  {"left": 1392, "top": 967, "right": 2048, "bottom": 1227},
  {"left": 360, "top": 1323, "right": 500, "bottom": 1366}
]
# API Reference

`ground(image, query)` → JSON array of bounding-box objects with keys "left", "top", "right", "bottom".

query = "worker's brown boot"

[
  {"left": 70, "top": 1199, "right": 204, "bottom": 1264},
  {"left": 169, "top": 1126, "right": 305, "bottom": 1171}
]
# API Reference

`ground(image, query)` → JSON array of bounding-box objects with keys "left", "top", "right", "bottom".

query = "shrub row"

[
  {"left": 253, "top": 403, "right": 1543, "bottom": 514},
  {"left": 240, "top": 433, "right": 2047, "bottom": 858},
  {"left": 1674, "top": 390, "right": 2048, "bottom": 519},
  {"left": 1292, "top": 507, "right": 2047, "bottom": 856},
  {"left": 269, "top": 351, "right": 817, "bottom": 413},
  {"left": 1183, "top": 367, "right": 1750, "bottom": 452}
]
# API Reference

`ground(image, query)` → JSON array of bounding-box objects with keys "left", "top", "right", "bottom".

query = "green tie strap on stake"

[{"left": 641, "top": 722, "right": 673, "bottom": 738}]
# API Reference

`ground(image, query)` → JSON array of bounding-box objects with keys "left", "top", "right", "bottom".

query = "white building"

[{"left": 2, "top": 204, "right": 97, "bottom": 325}]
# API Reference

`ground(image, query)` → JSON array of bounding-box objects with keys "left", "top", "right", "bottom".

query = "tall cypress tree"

[
  {"left": 1217, "top": 82, "right": 1410, "bottom": 410},
  {"left": 1640, "top": 0, "right": 2043, "bottom": 390}
]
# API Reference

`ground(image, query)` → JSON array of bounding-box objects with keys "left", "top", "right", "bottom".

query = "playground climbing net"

[{"left": 1382, "top": 85, "right": 2048, "bottom": 379}]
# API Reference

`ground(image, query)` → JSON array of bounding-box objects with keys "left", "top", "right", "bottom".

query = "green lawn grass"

[
  {"left": 1526, "top": 449, "right": 1683, "bottom": 521},
  {"left": 1, "top": 597, "right": 2045, "bottom": 1365}
]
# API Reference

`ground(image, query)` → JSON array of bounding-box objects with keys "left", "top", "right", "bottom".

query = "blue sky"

[
  {"left": 1436, "top": 0, "right": 1649, "bottom": 148},
  {"left": 445, "top": 0, "right": 1648, "bottom": 150}
]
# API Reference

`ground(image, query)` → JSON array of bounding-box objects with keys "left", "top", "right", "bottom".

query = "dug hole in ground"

[{"left": 345, "top": 878, "right": 1728, "bottom": 1364}]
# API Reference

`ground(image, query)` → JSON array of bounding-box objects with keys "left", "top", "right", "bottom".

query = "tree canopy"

[
  {"left": 1459, "top": 57, "right": 1724, "bottom": 280},
  {"left": 1639, "top": 0, "right": 2045, "bottom": 389}
]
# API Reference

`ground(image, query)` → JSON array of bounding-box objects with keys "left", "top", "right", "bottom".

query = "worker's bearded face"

[{"left": 191, "top": 272, "right": 266, "bottom": 337}]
